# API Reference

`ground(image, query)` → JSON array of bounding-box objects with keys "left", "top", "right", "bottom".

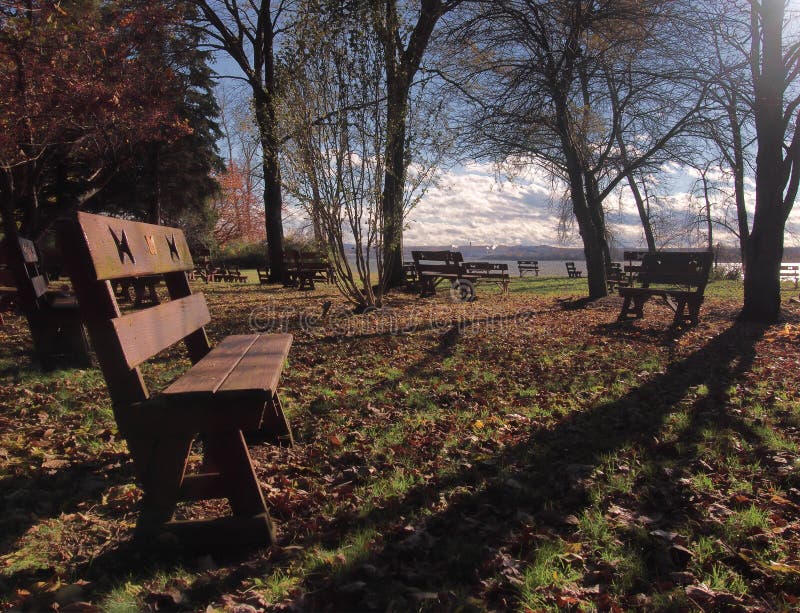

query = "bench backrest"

[
  {"left": 298, "top": 251, "right": 329, "bottom": 270},
  {"left": 638, "top": 251, "right": 713, "bottom": 291},
  {"left": 58, "top": 212, "right": 212, "bottom": 407},
  {"left": 517, "top": 260, "right": 538, "bottom": 267},
  {"left": 0, "top": 237, "right": 52, "bottom": 312},
  {"left": 412, "top": 250, "right": 464, "bottom": 275},
  {"left": 284, "top": 249, "right": 300, "bottom": 271},
  {"left": 462, "top": 262, "right": 509, "bottom": 275}
]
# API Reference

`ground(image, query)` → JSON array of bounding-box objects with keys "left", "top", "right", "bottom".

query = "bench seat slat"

[
  {"left": 217, "top": 333, "right": 292, "bottom": 398},
  {"left": 162, "top": 333, "right": 292, "bottom": 399},
  {"left": 112, "top": 293, "right": 211, "bottom": 369},
  {"left": 163, "top": 334, "right": 258, "bottom": 396}
]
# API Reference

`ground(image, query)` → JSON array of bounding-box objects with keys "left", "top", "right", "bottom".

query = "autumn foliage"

[
  {"left": 0, "top": 0, "right": 190, "bottom": 236},
  {"left": 211, "top": 161, "right": 265, "bottom": 246}
]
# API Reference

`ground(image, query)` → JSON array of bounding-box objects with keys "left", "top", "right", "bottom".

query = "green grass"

[{"left": 0, "top": 276, "right": 797, "bottom": 611}]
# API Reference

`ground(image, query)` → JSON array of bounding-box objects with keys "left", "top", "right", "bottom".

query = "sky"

[{"left": 403, "top": 162, "right": 800, "bottom": 249}]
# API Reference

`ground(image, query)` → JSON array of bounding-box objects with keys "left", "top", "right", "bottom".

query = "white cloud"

[{"left": 404, "top": 163, "right": 800, "bottom": 247}]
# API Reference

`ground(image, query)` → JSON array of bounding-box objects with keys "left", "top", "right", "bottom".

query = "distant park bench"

[
  {"left": 403, "top": 261, "right": 419, "bottom": 291},
  {"left": 58, "top": 212, "right": 294, "bottom": 546},
  {"left": 0, "top": 259, "right": 15, "bottom": 324},
  {"left": 618, "top": 251, "right": 713, "bottom": 326},
  {"left": 217, "top": 264, "right": 248, "bottom": 283},
  {"left": 565, "top": 261, "right": 583, "bottom": 278},
  {"left": 517, "top": 260, "right": 539, "bottom": 277},
  {"left": 285, "top": 250, "right": 333, "bottom": 290},
  {"left": 606, "top": 262, "right": 631, "bottom": 292},
  {"left": 780, "top": 264, "right": 799, "bottom": 288},
  {"left": 461, "top": 262, "right": 510, "bottom": 295},
  {"left": 623, "top": 250, "right": 649, "bottom": 284},
  {"left": 0, "top": 237, "right": 90, "bottom": 367},
  {"left": 412, "top": 250, "right": 475, "bottom": 300},
  {"left": 256, "top": 267, "right": 269, "bottom": 284},
  {"left": 112, "top": 275, "right": 162, "bottom": 307}
]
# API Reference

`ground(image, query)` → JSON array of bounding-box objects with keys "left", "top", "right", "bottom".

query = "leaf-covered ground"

[{"left": 1, "top": 276, "right": 799, "bottom": 611}]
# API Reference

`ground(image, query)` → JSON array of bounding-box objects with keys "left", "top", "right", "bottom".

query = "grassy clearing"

[{"left": 1, "top": 275, "right": 799, "bottom": 611}]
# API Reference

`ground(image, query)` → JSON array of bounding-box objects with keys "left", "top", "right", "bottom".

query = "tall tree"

[
  {"left": 372, "top": 0, "right": 462, "bottom": 288},
  {"left": 450, "top": 0, "right": 704, "bottom": 298},
  {"left": 739, "top": 0, "right": 800, "bottom": 321},
  {"left": 98, "top": 1, "right": 224, "bottom": 231},
  {"left": 0, "top": 0, "right": 189, "bottom": 242},
  {"left": 192, "top": 0, "right": 292, "bottom": 282}
]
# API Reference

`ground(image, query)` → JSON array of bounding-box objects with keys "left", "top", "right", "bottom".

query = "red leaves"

[
  {"left": 211, "top": 161, "right": 266, "bottom": 246},
  {"left": 0, "top": 1, "right": 189, "bottom": 183}
]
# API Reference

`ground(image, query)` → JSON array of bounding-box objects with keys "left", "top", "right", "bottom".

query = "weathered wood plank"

[
  {"left": 30, "top": 274, "right": 48, "bottom": 299},
  {"left": 217, "top": 333, "right": 292, "bottom": 398},
  {"left": 111, "top": 293, "right": 211, "bottom": 369},
  {"left": 77, "top": 212, "right": 195, "bottom": 280},
  {"left": 162, "top": 334, "right": 258, "bottom": 396},
  {"left": 17, "top": 237, "right": 38, "bottom": 264}
]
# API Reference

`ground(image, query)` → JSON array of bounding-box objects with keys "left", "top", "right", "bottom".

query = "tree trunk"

[
  {"left": 741, "top": 0, "right": 788, "bottom": 322},
  {"left": 381, "top": 92, "right": 408, "bottom": 288},
  {"left": 742, "top": 214, "right": 783, "bottom": 321},
  {"left": 726, "top": 94, "right": 750, "bottom": 268},
  {"left": 254, "top": 95, "right": 285, "bottom": 283},
  {"left": 150, "top": 143, "right": 161, "bottom": 225},
  {"left": 561, "top": 139, "right": 608, "bottom": 299}
]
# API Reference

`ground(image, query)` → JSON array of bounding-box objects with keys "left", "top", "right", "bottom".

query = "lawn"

[{"left": 1, "top": 276, "right": 799, "bottom": 611}]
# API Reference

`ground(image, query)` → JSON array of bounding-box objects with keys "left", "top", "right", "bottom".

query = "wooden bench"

[
  {"left": 218, "top": 264, "right": 248, "bottom": 283},
  {"left": 565, "top": 261, "right": 583, "bottom": 278},
  {"left": 0, "top": 237, "right": 90, "bottom": 367},
  {"left": 780, "top": 264, "right": 799, "bottom": 288},
  {"left": 256, "top": 267, "right": 270, "bottom": 285},
  {"left": 284, "top": 250, "right": 332, "bottom": 290},
  {"left": 412, "top": 250, "right": 478, "bottom": 300},
  {"left": 58, "top": 212, "right": 293, "bottom": 547},
  {"left": 623, "top": 250, "right": 649, "bottom": 284},
  {"left": 112, "top": 275, "right": 162, "bottom": 307},
  {"left": 402, "top": 261, "right": 419, "bottom": 291},
  {"left": 606, "top": 262, "right": 631, "bottom": 292},
  {"left": 517, "top": 260, "right": 539, "bottom": 277},
  {"left": 0, "top": 264, "right": 16, "bottom": 325},
  {"left": 462, "top": 262, "right": 510, "bottom": 294},
  {"left": 618, "top": 251, "right": 713, "bottom": 326}
]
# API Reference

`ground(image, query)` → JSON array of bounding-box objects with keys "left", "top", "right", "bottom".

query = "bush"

[
  {"left": 710, "top": 264, "right": 742, "bottom": 281},
  {"left": 214, "top": 234, "right": 323, "bottom": 268},
  {"left": 215, "top": 241, "right": 268, "bottom": 268}
]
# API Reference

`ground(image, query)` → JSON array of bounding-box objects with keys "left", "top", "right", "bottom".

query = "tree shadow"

[
  {"left": 288, "top": 321, "right": 767, "bottom": 609},
  {"left": 0, "top": 452, "right": 134, "bottom": 556},
  {"left": 0, "top": 321, "right": 769, "bottom": 610}
]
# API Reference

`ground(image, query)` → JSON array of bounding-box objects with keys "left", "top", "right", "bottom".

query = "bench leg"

[
  {"left": 618, "top": 294, "right": 647, "bottom": 320},
  {"left": 133, "top": 433, "right": 194, "bottom": 537},
  {"left": 419, "top": 277, "right": 436, "bottom": 298},
  {"left": 247, "top": 394, "right": 294, "bottom": 446},
  {"left": 204, "top": 430, "right": 276, "bottom": 543}
]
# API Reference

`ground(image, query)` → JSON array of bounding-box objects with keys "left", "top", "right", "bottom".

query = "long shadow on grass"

[
  {"left": 3, "top": 322, "right": 765, "bottom": 610},
  {"left": 0, "top": 452, "right": 134, "bottom": 559},
  {"left": 290, "top": 321, "right": 767, "bottom": 610}
]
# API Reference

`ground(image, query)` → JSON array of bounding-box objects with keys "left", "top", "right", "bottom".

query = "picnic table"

[
  {"left": 285, "top": 250, "right": 333, "bottom": 290},
  {"left": 411, "top": 250, "right": 509, "bottom": 300}
]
